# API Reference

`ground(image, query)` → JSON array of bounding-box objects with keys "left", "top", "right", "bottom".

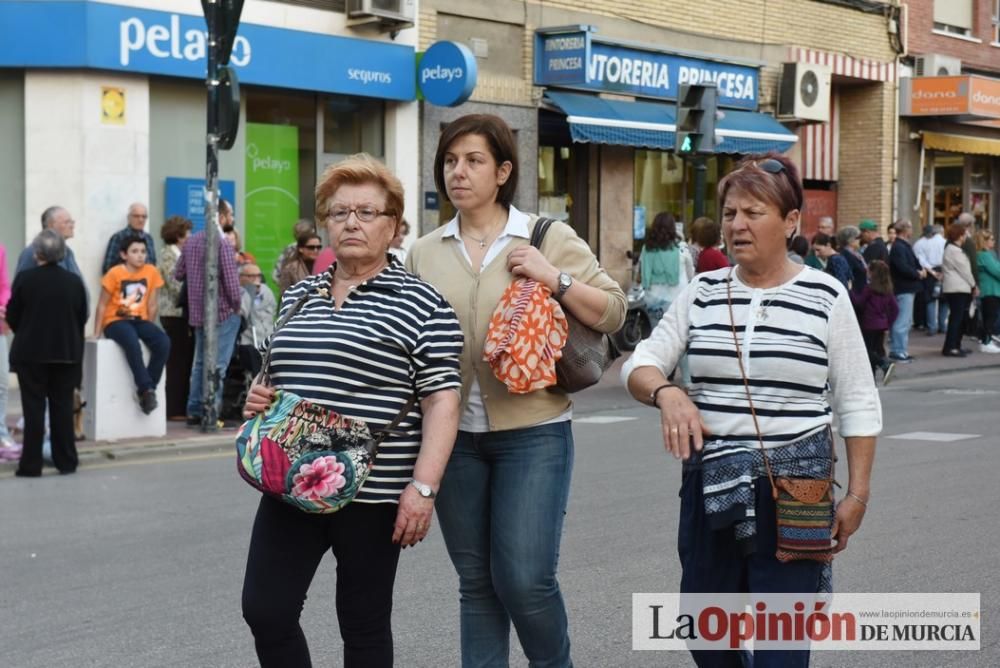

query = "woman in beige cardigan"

[
  {"left": 941, "top": 222, "right": 978, "bottom": 357},
  {"left": 407, "top": 114, "right": 625, "bottom": 668}
]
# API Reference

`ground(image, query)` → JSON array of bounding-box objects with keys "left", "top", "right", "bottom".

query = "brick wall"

[
  {"left": 838, "top": 83, "right": 896, "bottom": 231},
  {"left": 906, "top": 0, "right": 1000, "bottom": 73}
]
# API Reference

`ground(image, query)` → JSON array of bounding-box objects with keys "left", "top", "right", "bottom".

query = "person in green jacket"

[{"left": 976, "top": 230, "right": 1000, "bottom": 353}]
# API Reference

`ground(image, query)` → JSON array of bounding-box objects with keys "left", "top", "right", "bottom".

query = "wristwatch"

[
  {"left": 410, "top": 479, "right": 436, "bottom": 499},
  {"left": 555, "top": 271, "right": 573, "bottom": 298}
]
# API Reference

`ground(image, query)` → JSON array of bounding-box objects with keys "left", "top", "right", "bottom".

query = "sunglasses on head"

[{"left": 750, "top": 158, "right": 786, "bottom": 175}]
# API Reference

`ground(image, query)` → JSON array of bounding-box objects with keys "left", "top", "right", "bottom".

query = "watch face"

[{"left": 559, "top": 273, "right": 572, "bottom": 289}]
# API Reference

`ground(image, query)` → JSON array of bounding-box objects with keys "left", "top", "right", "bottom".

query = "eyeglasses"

[
  {"left": 750, "top": 158, "right": 786, "bottom": 175},
  {"left": 325, "top": 205, "right": 390, "bottom": 224},
  {"left": 302, "top": 244, "right": 323, "bottom": 251}
]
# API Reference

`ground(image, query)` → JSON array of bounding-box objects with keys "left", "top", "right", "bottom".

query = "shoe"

[
  {"left": 888, "top": 353, "right": 913, "bottom": 364},
  {"left": 882, "top": 362, "right": 895, "bottom": 386},
  {"left": 942, "top": 349, "right": 968, "bottom": 357},
  {"left": 138, "top": 390, "right": 158, "bottom": 415},
  {"left": 186, "top": 416, "right": 202, "bottom": 427},
  {"left": 925, "top": 330, "right": 938, "bottom": 337},
  {"left": 992, "top": 335, "right": 1000, "bottom": 346},
  {"left": 979, "top": 342, "right": 1000, "bottom": 354},
  {"left": 15, "top": 469, "right": 42, "bottom": 478}
]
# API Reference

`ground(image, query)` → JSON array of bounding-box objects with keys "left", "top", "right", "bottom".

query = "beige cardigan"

[{"left": 407, "top": 214, "right": 626, "bottom": 431}]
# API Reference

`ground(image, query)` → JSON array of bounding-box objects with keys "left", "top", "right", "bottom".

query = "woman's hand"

[
  {"left": 242, "top": 380, "right": 276, "bottom": 419},
  {"left": 831, "top": 493, "right": 867, "bottom": 554},
  {"left": 506, "top": 245, "right": 559, "bottom": 291},
  {"left": 392, "top": 484, "right": 435, "bottom": 548},
  {"left": 658, "top": 387, "right": 710, "bottom": 460}
]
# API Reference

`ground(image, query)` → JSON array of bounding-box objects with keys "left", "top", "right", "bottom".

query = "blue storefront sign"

[
  {"left": 418, "top": 41, "right": 477, "bottom": 107},
  {"left": 165, "top": 177, "right": 237, "bottom": 234},
  {"left": 535, "top": 29, "right": 759, "bottom": 110},
  {"left": 0, "top": 1, "right": 415, "bottom": 100}
]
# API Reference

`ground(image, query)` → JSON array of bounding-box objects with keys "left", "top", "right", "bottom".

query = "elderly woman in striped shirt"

[
  {"left": 240, "top": 154, "right": 463, "bottom": 668},
  {"left": 623, "top": 153, "right": 881, "bottom": 667}
]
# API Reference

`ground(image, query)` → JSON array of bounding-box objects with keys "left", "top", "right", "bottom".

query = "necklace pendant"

[
  {"left": 757, "top": 307, "right": 768, "bottom": 320},
  {"left": 479, "top": 240, "right": 486, "bottom": 249}
]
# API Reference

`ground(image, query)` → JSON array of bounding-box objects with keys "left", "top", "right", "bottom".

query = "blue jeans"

[
  {"left": 926, "top": 297, "right": 949, "bottom": 335},
  {"left": 435, "top": 422, "right": 575, "bottom": 668},
  {"left": 103, "top": 320, "right": 171, "bottom": 393},
  {"left": 889, "top": 292, "right": 915, "bottom": 357},
  {"left": 679, "top": 467, "right": 824, "bottom": 668},
  {"left": 186, "top": 313, "right": 241, "bottom": 417}
]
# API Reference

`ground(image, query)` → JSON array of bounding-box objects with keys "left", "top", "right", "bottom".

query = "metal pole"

[
  {"left": 202, "top": 0, "right": 221, "bottom": 432},
  {"left": 692, "top": 156, "right": 708, "bottom": 220}
]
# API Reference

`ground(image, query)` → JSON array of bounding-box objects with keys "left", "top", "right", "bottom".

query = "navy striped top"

[
  {"left": 267, "top": 261, "right": 463, "bottom": 503},
  {"left": 624, "top": 266, "right": 882, "bottom": 446}
]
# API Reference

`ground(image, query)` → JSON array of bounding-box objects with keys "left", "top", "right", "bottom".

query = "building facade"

[
  {"left": 897, "top": 0, "right": 1000, "bottom": 237},
  {"left": 0, "top": 0, "right": 423, "bottom": 296},
  {"left": 418, "top": 0, "right": 900, "bottom": 284}
]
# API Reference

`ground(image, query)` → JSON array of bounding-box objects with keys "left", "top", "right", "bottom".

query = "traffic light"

[
  {"left": 201, "top": 0, "right": 245, "bottom": 66},
  {"left": 675, "top": 84, "right": 719, "bottom": 155},
  {"left": 216, "top": 65, "right": 240, "bottom": 150}
]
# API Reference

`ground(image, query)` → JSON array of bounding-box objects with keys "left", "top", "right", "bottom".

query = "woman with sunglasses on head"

[
  {"left": 623, "top": 153, "right": 881, "bottom": 667},
  {"left": 407, "top": 114, "right": 625, "bottom": 668},
  {"left": 277, "top": 231, "right": 323, "bottom": 294}
]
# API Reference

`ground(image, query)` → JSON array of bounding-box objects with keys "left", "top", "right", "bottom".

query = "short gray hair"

[
  {"left": 893, "top": 219, "right": 912, "bottom": 233},
  {"left": 32, "top": 229, "right": 66, "bottom": 264},
  {"left": 40, "top": 206, "right": 66, "bottom": 230},
  {"left": 956, "top": 212, "right": 975, "bottom": 227},
  {"left": 837, "top": 225, "right": 860, "bottom": 248}
]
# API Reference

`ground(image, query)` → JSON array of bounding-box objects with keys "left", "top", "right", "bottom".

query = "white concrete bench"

[{"left": 82, "top": 338, "right": 166, "bottom": 441}]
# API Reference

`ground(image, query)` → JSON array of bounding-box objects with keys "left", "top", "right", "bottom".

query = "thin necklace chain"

[{"left": 461, "top": 211, "right": 505, "bottom": 249}]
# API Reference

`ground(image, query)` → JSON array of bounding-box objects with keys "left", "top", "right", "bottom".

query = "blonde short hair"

[{"left": 314, "top": 153, "right": 404, "bottom": 227}]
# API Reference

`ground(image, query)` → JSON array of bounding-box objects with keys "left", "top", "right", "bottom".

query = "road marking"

[
  {"left": 886, "top": 431, "right": 981, "bottom": 442},
  {"left": 934, "top": 388, "right": 1000, "bottom": 395},
  {"left": 574, "top": 416, "right": 638, "bottom": 425}
]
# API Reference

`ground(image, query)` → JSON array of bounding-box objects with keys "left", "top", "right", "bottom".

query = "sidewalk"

[{"left": 2, "top": 329, "right": 997, "bottom": 471}]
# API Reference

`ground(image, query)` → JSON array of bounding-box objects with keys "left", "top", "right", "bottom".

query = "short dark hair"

[
  {"left": 718, "top": 153, "right": 803, "bottom": 218},
  {"left": 812, "top": 232, "right": 833, "bottom": 247},
  {"left": 119, "top": 233, "right": 147, "bottom": 255},
  {"left": 646, "top": 212, "right": 679, "bottom": 250},
  {"left": 161, "top": 216, "right": 193, "bottom": 245},
  {"left": 945, "top": 223, "right": 967, "bottom": 243},
  {"left": 434, "top": 114, "right": 518, "bottom": 208},
  {"left": 790, "top": 235, "right": 810, "bottom": 257},
  {"left": 296, "top": 232, "right": 321, "bottom": 247}
]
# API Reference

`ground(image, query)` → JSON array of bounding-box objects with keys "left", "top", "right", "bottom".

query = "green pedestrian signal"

[
  {"left": 675, "top": 84, "right": 719, "bottom": 155},
  {"left": 680, "top": 136, "right": 692, "bottom": 153}
]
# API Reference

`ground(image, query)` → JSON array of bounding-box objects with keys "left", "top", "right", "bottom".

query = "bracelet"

[
  {"left": 650, "top": 383, "right": 676, "bottom": 409},
  {"left": 846, "top": 492, "right": 869, "bottom": 507}
]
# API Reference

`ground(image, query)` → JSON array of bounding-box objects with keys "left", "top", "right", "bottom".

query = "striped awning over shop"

[
  {"left": 922, "top": 131, "right": 1000, "bottom": 156},
  {"left": 543, "top": 91, "right": 798, "bottom": 155},
  {"left": 787, "top": 46, "right": 896, "bottom": 82}
]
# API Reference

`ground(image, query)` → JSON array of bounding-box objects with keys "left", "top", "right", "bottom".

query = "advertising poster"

[{"left": 245, "top": 123, "right": 300, "bottom": 285}]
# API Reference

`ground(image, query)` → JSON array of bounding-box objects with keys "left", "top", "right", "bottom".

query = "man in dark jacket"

[
  {"left": 7, "top": 230, "right": 88, "bottom": 476},
  {"left": 860, "top": 219, "right": 889, "bottom": 264},
  {"left": 888, "top": 220, "right": 926, "bottom": 363}
]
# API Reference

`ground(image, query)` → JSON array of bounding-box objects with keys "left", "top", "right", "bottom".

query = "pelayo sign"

[{"left": 418, "top": 41, "right": 477, "bottom": 107}]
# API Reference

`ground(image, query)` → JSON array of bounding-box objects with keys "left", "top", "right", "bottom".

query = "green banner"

[{"left": 245, "top": 123, "right": 300, "bottom": 286}]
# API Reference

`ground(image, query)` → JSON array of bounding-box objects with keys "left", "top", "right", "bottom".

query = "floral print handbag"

[{"left": 235, "top": 281, "right": 414, "bottom": 513}]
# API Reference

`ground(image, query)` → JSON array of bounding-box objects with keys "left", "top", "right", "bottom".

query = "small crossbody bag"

[{"left": 725, "top": 269, "right": 836, "bottom": 563}]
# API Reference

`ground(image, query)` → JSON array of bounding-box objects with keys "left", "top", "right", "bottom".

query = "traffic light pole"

[
  {"left": 692, "top": 156, "right": 708, "bottom": 221},
  {"left": 201, "top": 0, "right": 221, "bottom": 432}
]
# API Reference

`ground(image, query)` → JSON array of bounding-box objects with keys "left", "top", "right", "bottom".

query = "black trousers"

[
  {"left": 981, "top": 296, "right": 1000, "bottom": 342},
  {"left": 16, "top": 362, "right": 78, "bottom": 475},
  {"left": 861, "top": 329, "right": 888, "bottom": 375},
  {"left": 943, "top": 292, "right": 972, "bottom": 353},
  {"left": 242, "top": 496, "right": 402, "bottom": 668},
  {"left": 161, "top": 316, "right": 193, "bottom": 418}
]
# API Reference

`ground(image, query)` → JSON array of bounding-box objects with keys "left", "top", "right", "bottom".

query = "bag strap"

[
  {"left": 258, "top": 267, "right": 418, "bottom": 443},
  {"left": 530, "top": 216, "right": 555, "bottom": 249},
  {"left": 724, "top": 268, "right": 834, "bottom": 497}
]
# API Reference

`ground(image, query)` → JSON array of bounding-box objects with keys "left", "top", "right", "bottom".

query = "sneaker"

[
  {"left": 888, "top": 353, "right": 913, "bottom": 364},
  {"left": 882, "top": 362, "right": 895, "bottom": 386},
  {"left": 138, "top": 390, "right": 158, "bottom": 415},
  {"left": 979, "top": 341, "right": 1000, "bottom": 354}
]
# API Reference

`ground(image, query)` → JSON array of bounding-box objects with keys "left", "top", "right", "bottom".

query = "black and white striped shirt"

[
  {"left": 624, "top": 266, "right": 881, "bottom": 446},
  {"left": 268, "top": 262, "right": 463, "bottom": 503}
]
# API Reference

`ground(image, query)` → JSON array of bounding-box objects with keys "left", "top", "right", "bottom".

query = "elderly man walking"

[
  {"left": 888, "top": 220, "right": 926, "bottom": 363},
  {"left": 102, "top": 203, "right": 156, "bottom": 274}
]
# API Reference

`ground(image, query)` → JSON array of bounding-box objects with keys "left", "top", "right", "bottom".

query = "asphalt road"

[{"left": 1, "top": 368, "right": 997, "bottom": 667}]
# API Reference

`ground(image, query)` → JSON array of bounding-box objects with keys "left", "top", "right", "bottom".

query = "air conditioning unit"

[
  {"left": 777, "top": 62, "right": 832, "bottom": 123},
  {"left": 914, "top": 53, "right": 962, "bottom": 77},
  {"left": 347, "top": 0, "right": 415, "bottom": 30}
]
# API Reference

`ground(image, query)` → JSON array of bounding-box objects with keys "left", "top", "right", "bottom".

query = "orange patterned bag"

[{"left": 483, "top": 278, "right": 569, "bottom": 394}]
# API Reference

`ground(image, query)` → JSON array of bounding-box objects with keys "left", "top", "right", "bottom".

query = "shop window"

[
  {"left": 322, "top": 97, "right": 384, "bottom": 158},
  {"left": 933, "top": 0, "right": 973, "bottom": 37},
  {"left": 970, "top": 156, "right": 992, "bottom": 230},
  {"left": 932, "top": 155, "right": 964, "bottom": 228},
  {"left": 633, "top": 150, "right": 685, "bottom": 249},
  {"left": 538, "top": 146, "right": 571, "bottom": 221}
]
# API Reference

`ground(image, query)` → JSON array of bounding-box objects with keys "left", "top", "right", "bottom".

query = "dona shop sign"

[{"left": 534, "top": 29, "right": 759, "bottom": 110}]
